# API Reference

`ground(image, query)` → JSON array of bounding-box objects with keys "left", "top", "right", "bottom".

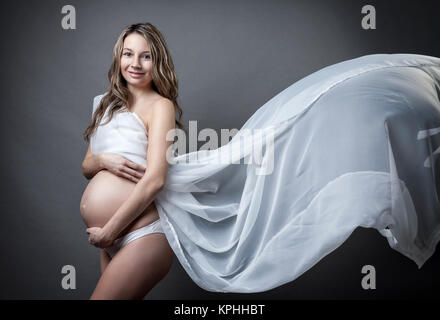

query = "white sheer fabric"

[
  {"left": 90, "top": 100, "right": 148, "bottom": 172},
  {"left": 90, "top": 53, "right": 440, "bottom": 293}
]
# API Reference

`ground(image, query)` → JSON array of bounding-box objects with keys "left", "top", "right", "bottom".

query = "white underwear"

[{"left": 104, "top": 218, "right": 164, "bottom": 258}]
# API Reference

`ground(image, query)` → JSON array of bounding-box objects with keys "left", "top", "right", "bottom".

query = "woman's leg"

[
  {"left": 90, "top": 233, "right": 174, "bottom": 300},
  {"left": 100, "top": 249, "right": 111, "bottom": 274}
]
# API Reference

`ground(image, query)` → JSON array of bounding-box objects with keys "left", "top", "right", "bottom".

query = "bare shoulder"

[
  {"left": 152, "top": 97, "right": 175, "bottom": 121},
  {"left": 135, "top": 96, "right": 174, "bottom": 134},
  {"left": 153, "top": 97, "right": 174, "bottom": 110}
]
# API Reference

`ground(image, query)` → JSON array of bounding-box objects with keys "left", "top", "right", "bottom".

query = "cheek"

[
  {"left": 144, "top": 63, "right": 153, "bottom": 74},
  {"left": 120, "top": 58, "right": 129, "bottom": 70}
]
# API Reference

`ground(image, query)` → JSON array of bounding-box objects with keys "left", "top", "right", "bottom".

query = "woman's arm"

[
  {"left": 102, "top": 99, "right": 176, "bottom": 241},
  {"left": 82, "top": 145, "right": 146, "bottom": 182},
  {"left": 82, "top": 145, "right": 104, "bottom": 180}
]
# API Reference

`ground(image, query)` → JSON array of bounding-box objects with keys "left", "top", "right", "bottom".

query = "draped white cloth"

[
  {"left": 91, "top": 53, "right": 440, "bottom": 293},
  {"left": 90, "top": 100, "right": 148, "bottom": 172},
  {"left": 155, "top": 54, "right": 440, "bottom": 293}
]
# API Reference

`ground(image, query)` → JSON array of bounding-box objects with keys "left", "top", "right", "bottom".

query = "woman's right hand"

[{"left": 98, "top": 153, "right": 145, "bottom": 183}]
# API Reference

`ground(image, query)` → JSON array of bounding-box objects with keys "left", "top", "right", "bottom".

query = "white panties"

[{"left": 104, "top": 218, "right": 164, "bottom": 258}]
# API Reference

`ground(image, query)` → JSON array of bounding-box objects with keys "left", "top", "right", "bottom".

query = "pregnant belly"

[{"left": 80, "top": 170, "right": 159, "bottom": 239}]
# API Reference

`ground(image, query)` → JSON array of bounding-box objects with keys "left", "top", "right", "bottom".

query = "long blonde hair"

[{"left": 83, "top": 22, "right": 184, "bottom": 142}]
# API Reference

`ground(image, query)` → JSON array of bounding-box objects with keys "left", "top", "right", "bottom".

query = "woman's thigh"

[
  {"left": 100, "top": 249, "right": 111, "bottom": 274},
  {"left": 90, "top": 233, "right": 174, "bottom": 300}
]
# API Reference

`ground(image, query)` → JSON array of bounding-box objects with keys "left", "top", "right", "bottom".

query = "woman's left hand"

[{"left": 86, "top": 227, "right": 114, "bottom": 248}]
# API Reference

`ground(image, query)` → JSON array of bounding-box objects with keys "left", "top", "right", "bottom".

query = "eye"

[{"left": 123, "top": 52, "right": 150, "bottom": 59}]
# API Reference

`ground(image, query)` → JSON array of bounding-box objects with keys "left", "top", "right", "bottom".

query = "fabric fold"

[{"left": 152, "top": 54, "right": 440, "bottom": 293}]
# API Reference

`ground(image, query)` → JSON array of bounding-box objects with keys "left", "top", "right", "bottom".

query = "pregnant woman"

[
  {"left": 80, "top": 23, "right": 181, "bottom": 299},
  {"left": 80, "top": 22, "right": 440, "bottom": 297}
]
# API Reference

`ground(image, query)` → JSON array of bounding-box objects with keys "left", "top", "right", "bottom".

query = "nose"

[{"left": 131, "top": 56, "right": 141, "bottom": 68}]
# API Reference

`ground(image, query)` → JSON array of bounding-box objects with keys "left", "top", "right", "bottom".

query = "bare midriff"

[{"left": 80, "top": 170, "right": 159, "bottom": 240}]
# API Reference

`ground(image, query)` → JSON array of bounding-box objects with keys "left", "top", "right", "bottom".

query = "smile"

[{"left": 129, "top": 71, "right": 145, "bottom": 77}]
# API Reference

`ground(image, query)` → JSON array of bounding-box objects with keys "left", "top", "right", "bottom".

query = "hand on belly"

[{"left": 80, "top": 170, "right": 159, "bottom": 238}]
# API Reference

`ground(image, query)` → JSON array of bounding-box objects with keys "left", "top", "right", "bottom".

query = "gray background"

[{"left": 0, "top": 0, "right": 439, "bottom": 299}]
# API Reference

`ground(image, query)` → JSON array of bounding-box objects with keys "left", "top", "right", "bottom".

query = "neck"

[{"left": 127, "top": 83, "right": 155, "bottom": 106}]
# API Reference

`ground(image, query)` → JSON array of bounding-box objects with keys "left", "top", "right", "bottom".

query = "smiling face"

[{"left": 120, "top": 32, "right": 154, "bottom": 90}]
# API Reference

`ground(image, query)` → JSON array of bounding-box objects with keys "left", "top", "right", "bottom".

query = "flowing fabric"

[
  {"left": 151, "top": 54, "right": 440, "bottom": 293},
  {"left": 90, "top": 53, "right": 440, "bottom": 293}
]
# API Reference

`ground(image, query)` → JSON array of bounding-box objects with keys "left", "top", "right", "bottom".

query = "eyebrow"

[{"left": 123, "top": 48, "right": 150, "bottom": 53}]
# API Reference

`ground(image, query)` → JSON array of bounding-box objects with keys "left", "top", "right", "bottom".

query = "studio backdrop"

[{"left": 0, "top": 0, "right": 439, "bottom": 299}]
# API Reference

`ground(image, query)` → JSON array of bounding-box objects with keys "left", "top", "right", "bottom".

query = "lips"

[{"left": 128, "top": 71, "right": 145, "bottom": 77}]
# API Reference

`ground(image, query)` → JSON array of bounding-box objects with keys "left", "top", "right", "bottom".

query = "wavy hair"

[{"left": 83, "top": 22, "right": 185, "bottom": 142}]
